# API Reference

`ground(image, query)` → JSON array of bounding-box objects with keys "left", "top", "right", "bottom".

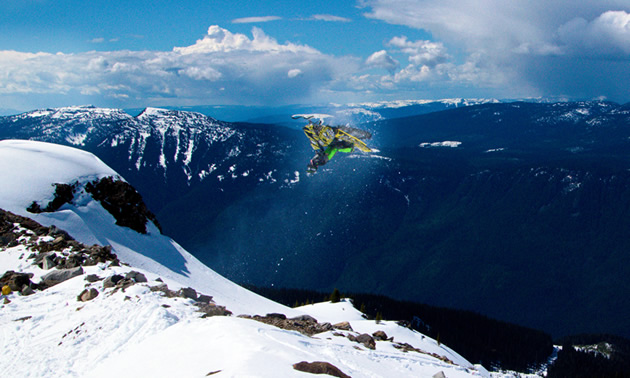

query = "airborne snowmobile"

[{"left": 292, "top": 114, "right": 373, "bottom": 174}]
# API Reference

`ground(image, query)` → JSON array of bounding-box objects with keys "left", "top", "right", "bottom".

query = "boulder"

[
  {"left": 354, "top": 333, "right": 376, "bottom": 350},
  {"left": 85, "top": 274, "right": 102, "bottom": 283},
  {"left": 372, "top": 330, "right": 389, "bottom": 341},
  {"left": 20, "top": 286, "right": 35, "bottom": 296},
  {"left": 78, "top": 288, "right": 99, "bottom": 302},
  {"left": 103, "top": 274, "right": 124, "bottom": 288},
  {"left": 197, "top": 294, "right": 213, "bottom": 304},
  {"left": 1, "top": 271, "right": 33, "bottom": 291},
  {"left": 290, "top": 314, "right": 318, "bottom": 323},
  {"left": 177, "top": 287, "right": 197, "bottom": 300},
  {"left": 292, "top": 361, "right": 350, "bottom": 378},
  {"left": 42, "top": 255, "right": 57, "bottom": 270},
  {"left": 125, "top": 271, "right": 147, "bottom": 283},
  {"left": 333, "top": 321, "right": 353, "bottom": 331},
  {"left": 196, "top": 302, "right": 232, "bottom": 318},
  {"left": 41, "top": 267, "right": 83, "bottom": 287}
]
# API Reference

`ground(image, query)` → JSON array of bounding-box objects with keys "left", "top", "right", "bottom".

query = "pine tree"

[
  {"left": 330, "top": 288, "right": 341, "bottom": 303},
  {"left": 375, "top": 311, "right": 383, "bottom": 324}
]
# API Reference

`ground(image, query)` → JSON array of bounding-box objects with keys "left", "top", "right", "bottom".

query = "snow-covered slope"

[
  {"left": 0, "top": 139, "right": 290, "bottom": 316},
  {"left": 0, "top": 140, "right": 494, "bottom": 377}
]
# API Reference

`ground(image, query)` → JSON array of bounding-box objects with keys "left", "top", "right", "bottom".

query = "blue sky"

[{"left": 2, "top": 0, "right": 630, "bottom": 111}]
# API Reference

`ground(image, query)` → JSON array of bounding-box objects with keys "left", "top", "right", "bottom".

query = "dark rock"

[
  {"left": 352, "top": 334, "right": 376, "bottom": 350},
  {"left": 372, "top": 330, "right": 388, "bottom": 341},
  {"left": 84, "top": 177, "right": 162, "bottom": 234},
  {"left": 0, "top": 271, "right": 33, "bottom": 292},
  {"left": 42, "top": 254, "right": 57, "bottom": 270},
  {"left": 20, "top": 286, "right": 35, "bottom": 296},
  {"left": 78, "top": 288, "right": 99, "bottom": 302},
  {"left": 85, "top": 274, "right": 102, "bottom": 283},
  {"left": 242, "top": 314, "right": 333, "bottom": 336},
  {"left": 59, "top": 253, "right": 85, "bottom": 269},
  {"left": 333, "top": 321, "right": 353, "bottom": 331},
  {"left": 41, "top": 267, "right": 83, "bottom": 287},
  {"left": 115, "top": 278, "right": 135, "bottom": 290},
  {"left": 292, "top": 361, "right": 351, "bottom": 378},
  {"left": 85, "top": 245, "right": 118, "bottom": 265},
  {"left": 103, "top": 274, "right": 124, "bottom": 288},
  {"left": 177, "top": 287, "right": 198, "bottom": 300},
  {"left": 196, "top": 302, "right": 232, "bottom": 318},
  {"left": 197, "top": 294, "right": 213, "bottom": 304},
  {"left": 290, "top": 314, "right": 318, "bottom": 323},
  {"left": 47, "top": 225, "right": 72, "bottom": 239},
  {"left": 125, "top": 271, "right": 147, "bottom": 283}
]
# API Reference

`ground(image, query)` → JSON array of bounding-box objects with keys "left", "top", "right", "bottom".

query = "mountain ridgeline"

[{"left": 2, "top": 101, "right": 630, "bottom": 340}]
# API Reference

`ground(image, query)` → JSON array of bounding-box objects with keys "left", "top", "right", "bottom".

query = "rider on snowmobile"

[{"left": 301, "top": 119, "right": 372, "bottom": 174}]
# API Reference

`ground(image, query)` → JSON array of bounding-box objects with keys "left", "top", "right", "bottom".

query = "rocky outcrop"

[
  {"left": 148, "top": 282, "right": 232, "bottom": 317},
  {"left": 41, "top": 267, "right": 83, "bottom": 287},
  {"left": 24, "top": 175, "right": 161, "bottom": 236},
  {"left": 85, "top": 177, "right": 162, "bottom": 234},
  {"left": 1, "top": 209, "right": 119, "bottom": 295},
  {"left": 0, "top": 271, "right": 36, "bottom": 295},
  {"left": 238, "top": 313, "right": 338, "bottom": 336},
  {"left": 27, "top": 183, "right": 76, "bottom": 213},
  {"left": 292, "top": 361, "right": 351, "bottom": 378}
]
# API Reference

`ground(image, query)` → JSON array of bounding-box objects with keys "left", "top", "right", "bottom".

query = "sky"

[{"left": 1, "top": 0, "right": 630, "bottom": 111}]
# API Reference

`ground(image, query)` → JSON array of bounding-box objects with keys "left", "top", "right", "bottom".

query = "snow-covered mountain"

[
  {"left": 0, "top": 139, "right": 493, "bottom": 377},
  {"left": 0, "top": 105, "right": 304, "bottom": 211},
  {"left": 5, "top": 101, "right": 630, "bottom": 346}
]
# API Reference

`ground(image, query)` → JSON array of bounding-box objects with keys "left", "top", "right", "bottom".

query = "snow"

[
  {"left": 420, "top": 141, "right": 462, "bottom": 148},
  {"left": 0, "top": 140, "right": 505, "bottom": 377}
]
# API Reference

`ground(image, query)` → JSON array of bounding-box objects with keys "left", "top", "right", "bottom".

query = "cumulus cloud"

[
  {"left": 558, "top": 10, "right": 630, "bottom": 56},
  {"left": 361, "top": 0, "right": 630, "bottom": 101},
  {"left": 365, "top": 50, "right": 399, "bottom": 72},
  {"left": 0, "top": 26, "right": 358, "bottom": 108},
  {"left": 388, "top": 36, "right": 448, "bottom": 67},
  {"left": 174, "top": 25, "right": 319, "bottom": 54}
]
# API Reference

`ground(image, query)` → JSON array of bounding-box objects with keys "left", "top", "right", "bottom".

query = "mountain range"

[
  {"left": 2, "top": 100, "right": 630, "bottom": 341},
  {"left": 0, "top": 139, "right": 494, "bottom": 377}
]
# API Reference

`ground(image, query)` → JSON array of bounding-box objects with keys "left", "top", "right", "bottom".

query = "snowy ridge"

[
  {"left": 6, "top": 106, "right": 243, "bottom": 184},
  {"left": 0, "top": 139, "right": 502, "bottom": 377},
  {"left": 344, "top": 98, "right": 500, "bottom": 109}
]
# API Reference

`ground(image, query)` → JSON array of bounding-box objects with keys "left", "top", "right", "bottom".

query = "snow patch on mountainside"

[{"left": 420, "top": 141, "right": 462, "bottom": 148}]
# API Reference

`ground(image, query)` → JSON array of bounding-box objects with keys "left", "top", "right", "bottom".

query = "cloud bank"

[
  {"left": 2, "top": 2, "right": 630, "bottom": 111},
  {"left": 361, "top": 0, "right": 630, "bottom": 101},
  {"left": 0, "top": 26, "right": 360, "bottom": 109}
]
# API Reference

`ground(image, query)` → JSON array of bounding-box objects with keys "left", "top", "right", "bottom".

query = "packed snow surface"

[{"left": 0, "top": 140, "right": 500, "bottom": 377}]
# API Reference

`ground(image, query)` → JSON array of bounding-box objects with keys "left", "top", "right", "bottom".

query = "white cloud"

[
  {"left": 388, "top": 36, "right": 448, "bottom": 67},
  {"left": 361, "top": 0, "right": 630, "bottom": 101},
  {"left": 558, "top": 10, "right": 630, "bottom": 56},
  {"left": 311, "top": 14, "right": 352, "bottom": 22},
  {"left": 0, "top": 26, "right": 357, "bottom": 108},
  {"left": 365, "top": 50, "right": 399, "bottom": 72},
  {"left": 232, "top": 16, "right": 282, "bottom": 24},
  {"left": 288, "top": 69, "right": 302, "bottom": 78},
  {"left": 174, "top": 25, "right": 319, "bottom": 54}
]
